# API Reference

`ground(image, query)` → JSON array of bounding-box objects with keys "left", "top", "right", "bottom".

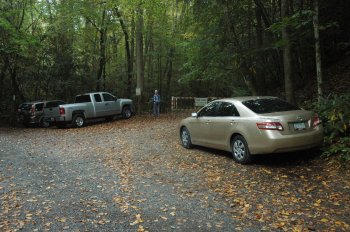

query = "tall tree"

[
  {"left": 115, "top": 7, "right": 133, "bottom": 98},
  {"left": 135, "top": 3, "right": 144, "bottom": 113},
  {"left": 313, "top": 0, "right": 323, "bottom": 102},
  {"left": 281, "top": 0, "right": 295, "bottom": 104}
]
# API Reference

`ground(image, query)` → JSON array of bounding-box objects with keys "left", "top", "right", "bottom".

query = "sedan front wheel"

[
  {"left": 180, "top": 127, "right": 193, "bottom": 149},
  {"left": 231, "top": 135, "right": 252, "bottom": 164}
]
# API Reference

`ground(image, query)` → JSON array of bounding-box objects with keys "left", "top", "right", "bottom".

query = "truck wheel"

[
  {"left": 122, "top": 106, "right": 132, "bottom": 119},
  {"left": 72, "top": 114, "right": 85, "bottom": 128}
]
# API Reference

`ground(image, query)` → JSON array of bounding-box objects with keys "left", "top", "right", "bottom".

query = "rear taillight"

[
  {"left": 30, "top": 105, "right": 35, "bottom": 115},
  {"left": 257, "top": 122, "right": 284, "bottom": 131},
  {"left": 313, "top": 113, "right": 321, "bottom": 127},
  {"left": 59, "top": 107, "right": 65, "bottom": 115}
]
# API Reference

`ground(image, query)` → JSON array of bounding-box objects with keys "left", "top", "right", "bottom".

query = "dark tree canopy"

[{"left": 0, "top": 0, "right": 349, "bottom": 113}]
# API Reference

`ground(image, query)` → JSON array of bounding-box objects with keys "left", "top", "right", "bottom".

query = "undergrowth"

[{"left": 312, "top": 93, "right": 350, "bottom": 164}]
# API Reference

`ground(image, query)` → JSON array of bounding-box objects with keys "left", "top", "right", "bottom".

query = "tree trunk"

[
  {"left": 96, "top": 8, "right": 107, "bottom": 91},
  {"left": 255, "top": 4, "right": 266, "bottom": 95},
  {"left": 115, "top": 8, "right": 133, "bottom": 98},
  {"left": 313, "top": 0, "right": 323, "bottom": 102},
  {"left": 254, "top": 0, "right": 284, "bottom": 86},
  {"left": 136, "top": 5, "right": 144, "bottom": 113},
  {"left": 164, "top": 0, "right": 179, "bottom": 102},
  {"left": 10, "top": 64, "right": 25, "bottom": 102},
  {"left": 164, "top": 48, "right": 174, "bottom": 100},
  {"left": 0, "top": 57, "right": 9, "bottom": 101},
  {"left": 281, "top": 0, "right": 295, "bottom": 104}
]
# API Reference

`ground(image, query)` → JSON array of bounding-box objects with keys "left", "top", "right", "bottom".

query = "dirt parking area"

[{"left": 1, "top": 114, "right": 350, "bottom": 231}]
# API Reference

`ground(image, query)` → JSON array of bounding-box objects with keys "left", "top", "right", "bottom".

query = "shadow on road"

[{"left": 193, "top": 145, "right": 321, "bottom": 167}]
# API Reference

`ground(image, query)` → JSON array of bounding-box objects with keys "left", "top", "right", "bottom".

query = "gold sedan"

[{"left": 179, "top": 97, "right": 324, "bottom": 164}]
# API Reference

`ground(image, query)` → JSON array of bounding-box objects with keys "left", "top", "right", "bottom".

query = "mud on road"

[{"left": 1, "top": 114, "right": 349, "bottom": 231}]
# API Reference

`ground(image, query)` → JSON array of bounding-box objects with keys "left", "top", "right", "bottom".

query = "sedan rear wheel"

[
  {"left": 232, "top": 135, "right": 251, "bottom": 164},
  {"left": 181, "top": 127, "right": 193, "bottom": 149}
]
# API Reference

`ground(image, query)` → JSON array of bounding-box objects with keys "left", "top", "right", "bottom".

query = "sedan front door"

[{"left": 190, "top": 101, "right": 220, "bottom": 146}]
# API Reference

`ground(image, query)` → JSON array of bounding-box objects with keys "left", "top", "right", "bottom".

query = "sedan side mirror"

[{"left": 191, "top": 112, "right": 198, "bottom": 117}]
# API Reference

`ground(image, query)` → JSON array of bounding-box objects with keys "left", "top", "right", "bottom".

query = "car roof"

[
  {"left": 21, "top": 100, "right": 65, "bottom": 104},
  {"left": 78, "top": 92, "right": 113, "bottom": 95},
  {"left": 20, "top": 101, "right": 45, "bottom": 104},
  {"left": 216, "top": 96, "right": 278, "bottom": 103}
]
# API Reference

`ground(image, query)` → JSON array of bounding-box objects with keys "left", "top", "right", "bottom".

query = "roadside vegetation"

[{"left": 315, "top": 93, "right": 350, "bottom": 163}]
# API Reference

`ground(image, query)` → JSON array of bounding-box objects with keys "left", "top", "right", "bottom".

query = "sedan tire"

[
  {"left": 180, "top": 127, "right": 193, "bottom": 149},
  {"left": 231, "top": 135, "right": 252, "bottom": 164}
]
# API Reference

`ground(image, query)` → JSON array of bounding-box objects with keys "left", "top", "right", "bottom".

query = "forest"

[
  {"left": 1, "top": 0, "right": 349, "bottom": 104},
  {"left": 0, "top": 1, "right": 349, "bottom": 158}
]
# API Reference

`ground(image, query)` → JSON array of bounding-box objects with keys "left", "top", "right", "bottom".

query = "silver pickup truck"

[{"left": 48, "top": 92, "right": 133, "bottom": 128}]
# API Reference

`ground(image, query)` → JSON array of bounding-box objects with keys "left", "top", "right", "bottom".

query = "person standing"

[{"left": 153, "top": 90, "right": 160, "bottom": 116}]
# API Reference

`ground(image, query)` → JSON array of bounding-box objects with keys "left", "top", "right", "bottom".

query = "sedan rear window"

[{"left": 242, "top": 98, "right": 300, "bottom": 114}]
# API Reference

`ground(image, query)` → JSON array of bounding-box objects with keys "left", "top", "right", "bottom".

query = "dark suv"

[{"left": 16, "top": 100, "right": 66, "bottom": 127}]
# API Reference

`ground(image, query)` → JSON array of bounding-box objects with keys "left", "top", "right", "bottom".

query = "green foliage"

[
  {"left": 322, "top": 137, "right": 350, "bottom": 163},
  {"left": 268, "top": 10, "right": 314, "bottom": 48},
  {"left": 314, "top": 93, "right": 350, "bottom": 163}
]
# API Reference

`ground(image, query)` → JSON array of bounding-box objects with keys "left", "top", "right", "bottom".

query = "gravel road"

[{"left": 1, "top": 114, "right": 349, "bottom": 231}]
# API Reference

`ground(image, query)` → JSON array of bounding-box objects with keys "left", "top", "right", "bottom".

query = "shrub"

[{"left": 314, "top": 93, "right": 350, "bottom": 163}]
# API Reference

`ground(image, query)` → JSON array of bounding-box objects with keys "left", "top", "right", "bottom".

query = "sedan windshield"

[{"left": 242, "top": 98, "right": 300, "bottom": 114}]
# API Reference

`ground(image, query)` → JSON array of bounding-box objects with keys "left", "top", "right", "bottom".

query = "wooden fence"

[{"left": 171, "top": 96, "right": 221, "bottom": 111}]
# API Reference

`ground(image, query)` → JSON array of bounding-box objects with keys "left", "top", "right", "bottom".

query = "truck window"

[
  {"left": 102, "top": 93, "right": 115, "bottom": 102},
  {"left": 94, "top": 94, "right": 102, "bottom": 102},
  {"left": 75, "top": 95, "right": 92, "bottom": 103}
]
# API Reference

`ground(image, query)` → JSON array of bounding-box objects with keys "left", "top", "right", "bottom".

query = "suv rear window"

[
  {"left": 19, "top": 103, "right": 33, "bottom": 111},
  {"left": 75, "top": 95, "right": 92, "bottom": 103},
  {"left": 242, "top": 98, "right": 300, "bottom": 114},
  {"left": 35, "top": 103, "right": 44, "bottom": 111}
]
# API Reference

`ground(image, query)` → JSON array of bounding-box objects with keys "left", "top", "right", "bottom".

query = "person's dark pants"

[{"left": 153, "top": 102, "right": 160, "bottom": 116}]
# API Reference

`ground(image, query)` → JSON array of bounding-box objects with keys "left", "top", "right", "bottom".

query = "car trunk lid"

[{"left": 258, "top": 110, "right": 315, "bottom": 135}]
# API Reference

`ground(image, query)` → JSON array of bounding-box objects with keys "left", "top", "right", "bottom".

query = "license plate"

[{"left": 293, "top": 122, "right": 306, "bottom": 130}]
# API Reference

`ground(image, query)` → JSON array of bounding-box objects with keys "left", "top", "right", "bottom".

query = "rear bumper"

[
  {"left": 16, "top": 114, "right": 41, "bottom": 125},
  {"left": 249, "top": 127, "right": 324, "bottom": 154},
  {"left": 45, "top": 116, "right": 69, "bottom": 125}
]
